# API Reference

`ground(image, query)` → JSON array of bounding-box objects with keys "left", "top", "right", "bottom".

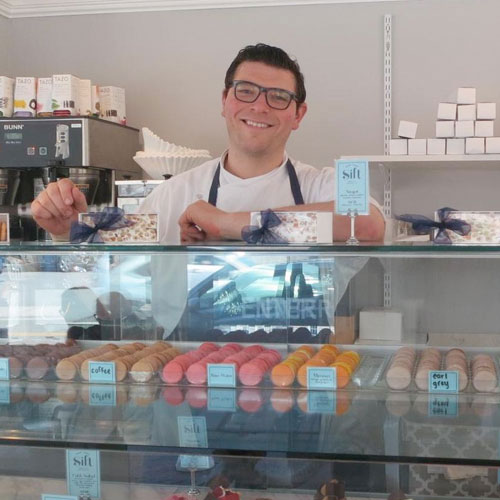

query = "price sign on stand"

[
  {"left": 177, "top": 416, "right": 208, "bottom": 448},
  {"left": 335, "top": 159, "right": 370, "bottom": 215},
  {"left": 178, "top": 455, "right": 213, "bottom": 470},
  {"left": 66, "top": 449, "right": 101, "bottom": 499},
  {"left": 428, "top": 370, "right": 459, "bottom": 393}
]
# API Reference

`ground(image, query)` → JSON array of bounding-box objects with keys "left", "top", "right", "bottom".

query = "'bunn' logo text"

[{"left": 4, "top": 124, "right": 23, "bottom": 130}]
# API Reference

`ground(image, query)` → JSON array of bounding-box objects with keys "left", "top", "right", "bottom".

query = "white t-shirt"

[{"left": 139, "top": 152, "right": 336, "bottom": 244}]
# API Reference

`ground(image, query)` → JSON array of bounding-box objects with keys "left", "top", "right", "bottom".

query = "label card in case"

[
  {"left": 42, "top": 495, "right": 78, "bottom": 500},
  {"left": 307, "top": 391, "right": 336, "bottom": 414},
  {"left": 207, "top": 364, "right": 236, "bottom": 387},
  {"left": 428, "top": 395, "right": 459, "bottom": 417},
  {"left": 307, "top": 367, "right": 337, "bottom": 390},
  {"left": 89, "top": 385, "right": 116, "bottom": 406},
  {"left": 335, "top": 159, "right": 370, "bottom": 215},
  {"left": 0, "top": 382, "right": 9, "bottom": 404},
  {"left": 178, "top": 416, "right": 208, "bottom": 448},
  {"left": 178, "top": 455, "right": 212, "bottom": 470},
  {"left": 429, "top": 370, "right": 459, "bottom": 393},
  {"left": 88, "top": 361, "right": 116, "bottom": 383},
  {"left": 208, "top": 388, "right": 236, "bottom": 411},
  {"left": 0, "top": 358, "right": 9, "bottom": 380}
]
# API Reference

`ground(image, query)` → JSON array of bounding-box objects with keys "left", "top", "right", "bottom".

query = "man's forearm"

[{"left": 221, "top": 201, "right": 385, "bottom": 242}]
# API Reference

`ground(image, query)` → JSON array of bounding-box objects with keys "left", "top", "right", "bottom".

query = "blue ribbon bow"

[
  {"left": 241, "top": 209, "right": 288, "bottom": 244},
  {"left": 395, "top": 207, "right": 471, "bottom": 244},
  {"left": 70, "top": 207, "right": 134, "bottom": 243}
]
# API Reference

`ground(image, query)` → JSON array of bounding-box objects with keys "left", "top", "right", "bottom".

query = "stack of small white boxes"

[{"left": 390, "top": 87, "right": 500, "bottom": 155}]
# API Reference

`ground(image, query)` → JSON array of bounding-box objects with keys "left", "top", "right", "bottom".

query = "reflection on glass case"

[{"left": 0, "top": 243, "right": 499, "bottom": 499}]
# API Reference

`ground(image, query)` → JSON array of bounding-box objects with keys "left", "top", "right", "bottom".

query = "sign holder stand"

[{"left": 346, "top": 209, "right": 360, "bottom": 246}]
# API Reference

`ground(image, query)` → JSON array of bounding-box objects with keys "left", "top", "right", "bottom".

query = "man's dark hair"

[{"left": 224, "top": 43, "right": 306, "bottom": 104}]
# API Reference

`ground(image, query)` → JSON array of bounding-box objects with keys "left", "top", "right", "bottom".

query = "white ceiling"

[{"left": 0, "top": 0, "right": 408, "bottom": 19}]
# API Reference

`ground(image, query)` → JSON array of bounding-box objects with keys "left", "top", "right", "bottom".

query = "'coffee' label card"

[
  {"left": 335, "top": 159, "right": 370, "bottom": 215},
  {"left": 429, "top": 370, "right": 459, "bottom": 393},
  {"left": 88, "top": 361, "right": 116, "bottom": 383},
  {"left": 66, "top": 449, "right": 101, "bottom": 499}
]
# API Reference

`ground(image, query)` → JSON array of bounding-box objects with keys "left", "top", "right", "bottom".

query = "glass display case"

[{"left": 0, "top": 242, "right": 499, "bottom": 500}]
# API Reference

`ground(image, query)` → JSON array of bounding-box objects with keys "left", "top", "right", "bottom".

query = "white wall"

[
  {"left": 4, "top": 0, "right": 500, "bottom": 213},
  {"left": 0, "top": 16, "right": 11, "bottom": 74}
]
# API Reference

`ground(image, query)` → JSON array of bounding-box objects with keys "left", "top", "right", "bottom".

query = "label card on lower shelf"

[
  {"left": 307, "top": 391, "right": 336, "bottom": 414},
  {"left": 208, "top": 388, "right": 236, "bottom": 411},
  {"left": 429, "top": 370, "right": 459, "bottom": 393},
  {"left": 89, "top": 384, "right": 116, "bottom": 406},
  {"left": 207, "top": 364, "right": 236, "bottom": 387},
  {"left": 88, "top": 361, "right": 115, "bottom": 383},
  {"left": 428, "top": 395, "right": 459, "bottom": 417},
  {"left": 178, "top": 455, "right": 213, "bottom": 470},
  {"left": 0, "top": 382, "right": 9, "bottom": 404},
  {"left": 0, "top": 358, "right": 10, "bottom": 380},
  {"left": 307, "top": 367, "right": 337, "bottom": 390},
  {"left": 66, "top": 449, "right": 101, "bottom": 499},
  {"left": 42, "top": 495, "right": 78, "bottom": 500},
  {"left": 178, "top": 416, "right": 208, "bottom": 448}
]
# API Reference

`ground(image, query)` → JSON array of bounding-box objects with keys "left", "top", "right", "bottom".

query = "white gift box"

[
  {"left": 427, "top": 138, "right": 446, "bottom": 155},
  {"left": 398, "top": 120, "right": 418, "bottom": 139},
  {"left": 78, "top": 79, "right": 92, "bottom": 116},
  {"left": 455, "top": 120, "right": 474, "bottom": 138},
  {"left": 475, "top": 120, "right": 494, "bottom": 137},
  {"left": 359, "top": 308, "right": 402, "bottom": 341},
  {"left": 477, "top": 102, "right": 496, "bottom": 120},
  {"left": 408, "top": 139, "right": 427, "bottom": 155},
  {"left": 389, "top": 139, "right": 408, "bottom": 155},
  {"left": 52, "top": 74, "right": 79, "bottom": 116},
  {"left": 437, "top": 102, "right": 457, "bottom": 120},
  {"left": 466, "top": 137, "right": 485, "bottom": 154},
  {"left": 443, "top": 211, "right": 500, "bottom": 244},
  {"left": 436, "top": 121, "right": 455, "bottom": 138},
  {"left": 486, "top": 137, "right": 500, "bottom": 154},
  {"left": 249, "top": 211, "right": 332, "bottom": 243},
  {"left": 457, "top": 87, "right": 476, "bottom": 104},
  {"left": 14, "top": 77, "right": 37, "bottom": 117},
  {"left": 446, "top": 138, "right": 465, "bottom": 154},
  {"left": 36, "top": 77, "right": 53, "bottom": 117},
  {"left": 457, "top": 104, "right": 476, "bottom": 121}
]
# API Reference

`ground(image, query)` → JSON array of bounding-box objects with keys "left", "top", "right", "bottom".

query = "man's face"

[{"left": 222, "top": 61, "right": 307, "bottom": 160}]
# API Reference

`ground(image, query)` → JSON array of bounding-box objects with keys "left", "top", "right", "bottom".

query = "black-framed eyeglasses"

[{"left": 230, "top": 80, "right": 298, "bottom": 110}]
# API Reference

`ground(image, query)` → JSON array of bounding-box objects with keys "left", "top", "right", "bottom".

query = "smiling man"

[{"left": 32, "top": 43, "right": 385, "bottom": 244}]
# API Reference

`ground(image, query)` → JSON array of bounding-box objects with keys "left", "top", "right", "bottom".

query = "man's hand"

[
  {"left": 178, "top": 200, "right": 250, "bottom": 243},
  {"left": 31, "top": 178, "right": 88, "bottom": 238}
]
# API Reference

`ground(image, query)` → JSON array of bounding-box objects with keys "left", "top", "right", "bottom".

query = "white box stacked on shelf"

[
  {"left": 466, "top": 138, "right": 485, "bottom": 154},
  {"left": 436, "top": 121, "right": 455, "bottom": 138},
  {"left": 389, "top": 139, "right": 408, "bottom": 155},
  {"left": 477, "top": 102, "right": 496, "bottom": 120},
  {"left": 457, "top": 104, "right": 476, "bottom": 121},
  {"left": 457, "top": 87, "right": 476, "bottom": 104},
  {"left": 427, "top": 138, "right": 446, "bottom": 155},
  {"left": 475, "top": 120, "right": 494, "bottom": 137},
  {"left": 455, "top": 120, "right": 474, "bottom": 138},
  {"left": 398, "top": 120, "right": 418, "bottom": 139},
  {"left": 437, "top": 102, "right": 457, "bottom": 120},
  {"left": 0, "top": 76, "right": 15, "bottom": 117},
  {"left": 408, "top": 139, "right": 426, "bottom": 155},
  {"left": 486, "top": 137, "right": 500, "bottom": 153},
  {"left": 359, "top": 308, "right": 403, "bottom": 342},
  {"left": 447, "top": 138, "right": 465, "bottom": 154}
]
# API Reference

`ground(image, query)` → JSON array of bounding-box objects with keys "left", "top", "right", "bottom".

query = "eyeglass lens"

[{"left": 234, "top": 81, "right": 293, "bottom": 110}]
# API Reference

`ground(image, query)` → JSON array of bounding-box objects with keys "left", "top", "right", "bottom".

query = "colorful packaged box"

[
  {"left": 14, "top": 77, "right": 37, "bottom": 117},
  {"left": 440, "top": 211, "right": 500, "bottom": 244},
  {"left": 0, "top": 214, "right": 9, "bottom": 244},
  {"left": 0, "top": 77, "right": 15, "bottom": 117},
  {"left": 249, "top": 211, "right": 332, "bottom": 243},
  {"left": 99, "top": 86, "right": 126, "bottom": 125},
  {"left": 36, "top": 77, "right": 53, "bottom": 117},
  {"left": 78, "top": 79, "right": 92, "bottom": 116},
  {"left": 78, "top": 212, "right": 158, "bottom": 243},
  {"left": 52, "top": 74, "right": 79, "bottom": 116}
]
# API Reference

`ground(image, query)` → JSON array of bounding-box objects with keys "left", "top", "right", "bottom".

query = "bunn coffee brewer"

[{"left": 0, "top": 116, "right": 142, "bottom": 240}]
